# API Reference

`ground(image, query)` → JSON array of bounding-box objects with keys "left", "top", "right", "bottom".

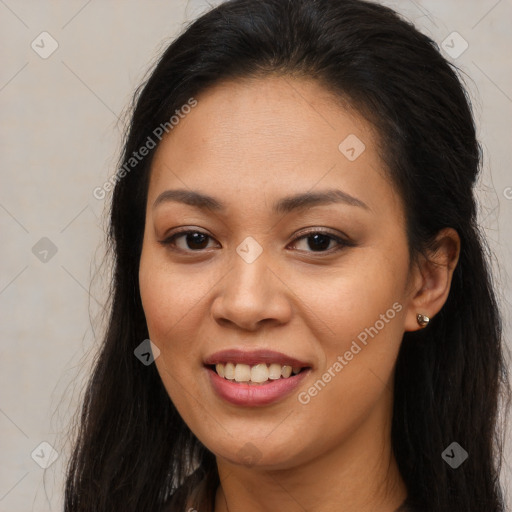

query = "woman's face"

[{"left": 139, "top": 76, "right": 418, "bottom": 470}]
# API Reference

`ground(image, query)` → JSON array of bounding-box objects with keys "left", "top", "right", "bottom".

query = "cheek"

[
  {"left": 139, "top": 248, "right": 204, "bottom": 343},
  {"left": 289, "top": 273, "right": 405, "bottom": 460},
  {"left": 139, "top": 250, "right": 209, "bottom": 418},
  {"left": 295, "top": 246, "right": 408, "bottom": 353},
  {"left": 139, "top": 252, "right": 201, "bottom": 385},
  {"left": 291, "top": 247, "right": 407, "bottom": 410}
]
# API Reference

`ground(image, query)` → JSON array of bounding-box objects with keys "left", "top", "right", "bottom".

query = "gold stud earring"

[{"left": 417, "top": 314, "right": 430, "bottom": 328}]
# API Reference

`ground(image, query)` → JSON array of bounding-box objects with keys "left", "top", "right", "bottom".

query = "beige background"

[{"left": 0, "top": 0, "right": 511, "bottom": 510}]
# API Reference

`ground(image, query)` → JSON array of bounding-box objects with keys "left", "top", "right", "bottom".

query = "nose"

[{"left": 210, "top": 248, "right": 292, "bottom": 331}]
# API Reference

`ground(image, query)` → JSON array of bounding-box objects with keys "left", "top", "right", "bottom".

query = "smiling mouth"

[{"left": 207, "top": 362, "right": 310, "bottom": 385}]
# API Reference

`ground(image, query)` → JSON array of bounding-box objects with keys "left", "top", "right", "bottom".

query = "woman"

[{"left": 64, "top": 0, "right": 511, "bottom": 511}]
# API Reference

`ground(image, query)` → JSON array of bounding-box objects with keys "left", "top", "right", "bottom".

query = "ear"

[{"left": 404, "top": 227, "right": 461, "bottom": 332}]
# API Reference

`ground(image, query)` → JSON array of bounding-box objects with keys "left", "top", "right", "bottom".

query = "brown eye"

[
  {"left": 160, "top": 228, "right": 352, "bottom": 255},
  {"left": 290, "top": 230, "right": 352, "bottom": 254},
  {"left": 160, "top": 230, "right": 216, "bottom": 251}
]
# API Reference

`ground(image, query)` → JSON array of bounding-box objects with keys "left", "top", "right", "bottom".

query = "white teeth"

[
  {"left": 224, "top": 362, "right": 235, "bottom": 380},
  {"left": 214, "top": 362, "right": 305, "bottom": 383},
  {"left": 281, "top": 365, "right": 292, "bottom": 378},
  {"left": 268, "top": 363, "right": 282, "bottom": 380},
  {"left": 251, "top": 363, "right": 269, "bottom": 383},
  {"left": 234, "top": 364, "right": 251, "bottom": 382}
]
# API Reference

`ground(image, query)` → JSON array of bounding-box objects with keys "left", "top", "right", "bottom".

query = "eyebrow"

[{"left": 152, "top": 188, "right": 370, "bottom": 214}]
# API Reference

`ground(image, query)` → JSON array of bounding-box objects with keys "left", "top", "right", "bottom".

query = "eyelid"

[
  {"left": 159, "top": 227, "right": 218, "bottom": 252},
  {"left": 292, "top": 226, "right": 351, "bottom": 243},
  {"left": 159, "top": 227, "right": 354, "bottom": 254},
  {"left": 289, "top": 229, "right": 354, "bottom": 254}
]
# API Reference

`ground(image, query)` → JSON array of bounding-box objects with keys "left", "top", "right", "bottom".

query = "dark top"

[{"left": 161, "top": 469, "right": 421, "bottom": 511}]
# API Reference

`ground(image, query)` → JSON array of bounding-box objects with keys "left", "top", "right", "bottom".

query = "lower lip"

[{"left": 206, "top": 366, "right": 311, "bottom": 406}]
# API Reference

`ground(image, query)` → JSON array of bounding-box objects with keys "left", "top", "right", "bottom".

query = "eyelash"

[{"left": 159, "top": 228, "right": 353, "bottom": 255}]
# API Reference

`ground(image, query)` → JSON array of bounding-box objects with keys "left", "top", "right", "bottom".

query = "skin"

[{"left": 138, "top": 75, "right": 460, "bottom": 512}]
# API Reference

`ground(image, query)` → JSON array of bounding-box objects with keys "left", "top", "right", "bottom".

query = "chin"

[{"left": 208, "top": 435, "right": 305, "bottom": 470}]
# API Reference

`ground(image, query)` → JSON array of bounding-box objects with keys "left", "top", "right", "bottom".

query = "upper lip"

[{"left": 204, "top": 349, "right": 311, "bottom": 368}]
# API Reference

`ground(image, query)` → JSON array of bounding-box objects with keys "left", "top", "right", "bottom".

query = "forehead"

[{"left": 147, "top": 75, "right": 401, "bottom": 220}]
